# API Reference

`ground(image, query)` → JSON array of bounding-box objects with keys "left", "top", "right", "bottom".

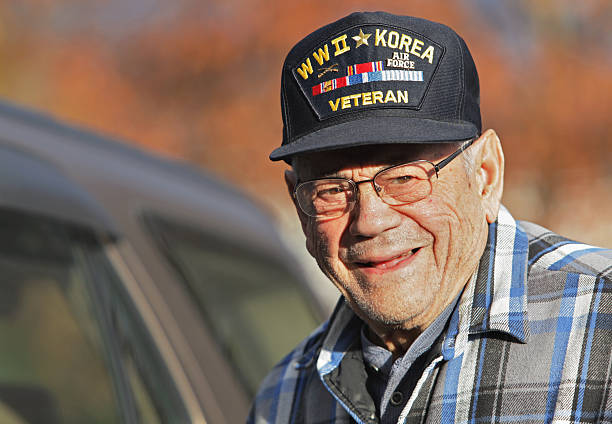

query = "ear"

[
  {"left": 473, "top": 129, "right": 504, "bottom": 223},
  {"left": 284, "top": 169, "right": 316, "bottom": 254}
]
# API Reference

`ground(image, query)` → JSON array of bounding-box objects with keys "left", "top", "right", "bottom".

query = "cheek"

[
  {"left": 417, "top": 191, "right": 484, "bottom": 247},
  {"left": 304, "top": 223, "right": 318, "bottom": 257},
  {"left": 304, "top": 219, "right": 343, "bottom": 262},
  {"left": 412, "top": 198, "right": 459, "bottom": 233},
  {"left": 431, "top": 193, "right": 487, "bottom": 262}
]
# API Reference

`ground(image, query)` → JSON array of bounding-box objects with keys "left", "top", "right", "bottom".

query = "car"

[{"left": 0, "top": 100, "right": 326, "bottom": 423}]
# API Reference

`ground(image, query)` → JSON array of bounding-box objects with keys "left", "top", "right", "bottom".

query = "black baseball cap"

[{"left": 270, "top": 11, "right": 481, "bottom": 162}]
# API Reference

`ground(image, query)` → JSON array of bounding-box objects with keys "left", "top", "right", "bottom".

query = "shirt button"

[{"left": 390, "top": 391, "right": 403, "bottom": 406}]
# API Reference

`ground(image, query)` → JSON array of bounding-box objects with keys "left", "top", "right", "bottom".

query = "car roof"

[
  {"left": 0, "top": 142, "right": 118, "bottom": 236},
  {"left": 0, "top": 100, "right": 288, "bottom": 259}
]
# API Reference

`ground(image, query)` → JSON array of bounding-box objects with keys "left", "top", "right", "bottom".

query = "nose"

[{"left": 348, "top": 181, "right": 402, "bottom": 238}]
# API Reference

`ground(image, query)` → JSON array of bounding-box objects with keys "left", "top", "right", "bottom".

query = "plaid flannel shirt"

[{"left": 249, "top": 207, "right": 612, "bottom": 423}]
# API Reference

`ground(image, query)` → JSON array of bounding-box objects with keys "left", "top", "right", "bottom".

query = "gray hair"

[{"left": 460, "top": 141, "right": 477, "bottom": 174}]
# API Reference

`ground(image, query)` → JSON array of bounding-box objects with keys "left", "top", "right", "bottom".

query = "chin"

[{"left": 351, "top": 296, "right": 430, "bottom": 329}]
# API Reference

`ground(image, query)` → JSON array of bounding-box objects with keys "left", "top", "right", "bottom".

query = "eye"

[
  {"left": 316, "top": 185, "right": 346, "bottom": 198},
  {"left": 388, "top": 175, "right": 415, "bottom": 184}
]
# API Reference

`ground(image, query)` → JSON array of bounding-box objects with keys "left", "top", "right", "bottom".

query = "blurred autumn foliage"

[{"left": 0, "top": 0, "right": 610, "bottom": 246}]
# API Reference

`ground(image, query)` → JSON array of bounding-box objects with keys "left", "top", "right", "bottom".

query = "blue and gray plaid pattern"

[{"left": 249, "top": 207, "right": 612, "bottom": 423}]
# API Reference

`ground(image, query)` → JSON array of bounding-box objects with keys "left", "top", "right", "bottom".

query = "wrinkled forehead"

[{"left": 292, "top": 143, "right": 459, "bottom": 179}]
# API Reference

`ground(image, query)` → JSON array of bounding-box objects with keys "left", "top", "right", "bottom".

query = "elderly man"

[{"left": 249, "top": 12, "right": 611, "bottom": 424}]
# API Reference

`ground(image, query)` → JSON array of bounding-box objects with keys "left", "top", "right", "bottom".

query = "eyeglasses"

[{"left": 294, "top": 139, "right": 474, "bottom": 219}]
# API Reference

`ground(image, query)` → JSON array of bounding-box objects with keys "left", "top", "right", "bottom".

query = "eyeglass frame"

[{"left": 293, "top": 139, "right": 475, "bottom": 218}]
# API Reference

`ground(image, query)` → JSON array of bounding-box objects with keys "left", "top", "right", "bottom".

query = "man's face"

[{"left": 289, "top": 137, "right": 500, "bottom": 332}]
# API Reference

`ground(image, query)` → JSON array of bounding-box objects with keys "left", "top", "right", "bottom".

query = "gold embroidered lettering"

[
  {"left": 329, "top": 98, "right": 341, "bottom": 111},
  {"left": 387, "top": 31, "right": 400, "bottom": 49},
  {"left": 312, "top": 45, "right": 330, "bottom": 65},
  {"left": 341, "top": 96, "right": 351, "bottom": 109},
  {"left": 410, "top": 39, "right": 424, "bottom": 56},
  {"left": 375, "top": 29, "right": 387, "bottom": 47},
  {"left": 399, "top": 34, "right": 412, "bottom": 53},
  {"left": 372, "top": 91, "right": 384, "bottom": 104},
  {"left": 396, "top": 90, "right": 409, "bottom": 103},
  {"left": 422, "top": 45, "right": 435, "bottom": 64},
  {"left": 296, "top": 58, "right": 314, "bottom": 80},
  {"left": 331, "top": 34, "right": 350, "bottom": 56},
  {"left": 384, "top": 90, "right": 397, "bottom": 103}
]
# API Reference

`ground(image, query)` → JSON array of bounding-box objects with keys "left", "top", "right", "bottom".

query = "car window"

[
  {"left": 0, "top": 208, "right": 190, "bottom": 424},
  {"left": 0, "top": 209, "right": 121, "bottom": 424},
  {"left": 143, "top": 213, "right": 321, "bottom": 396},
  {"left": 80, "top": 246, "right": 190, "bottom": 423}
]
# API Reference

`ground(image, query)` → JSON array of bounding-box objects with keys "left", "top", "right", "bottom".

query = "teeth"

[
  {"left": 368, "top": 248, "right": 418, "bottom": 269},
  {"left": 373, "top": 257, "right": 402, "bottom": 269}
]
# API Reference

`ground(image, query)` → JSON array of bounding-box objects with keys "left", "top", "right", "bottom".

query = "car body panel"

[{"left": 0, "top": 100, "right": 324, "bottom": 423}]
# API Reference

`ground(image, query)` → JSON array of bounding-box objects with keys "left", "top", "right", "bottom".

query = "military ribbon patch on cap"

[
  {"left": 312, "top": 62, "right": 424, "bottom": 96},
  {"left": 292, "top": 25, "right": 443, "bottom": 120}
]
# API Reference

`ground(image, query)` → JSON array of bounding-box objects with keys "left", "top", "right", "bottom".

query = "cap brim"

[{"left": 270, "top": 116, "right": 478, "bottom": 161}]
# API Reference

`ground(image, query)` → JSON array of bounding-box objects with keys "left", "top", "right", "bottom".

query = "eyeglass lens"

[{"left": 296, "top": 161, "right": 435, "bottom": 217}]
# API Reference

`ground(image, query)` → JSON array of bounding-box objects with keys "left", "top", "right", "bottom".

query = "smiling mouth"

[{"left": 357, "top": 247, "right": 421, "bottom": 270}]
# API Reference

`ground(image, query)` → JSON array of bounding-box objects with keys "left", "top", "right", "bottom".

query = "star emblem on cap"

[{"left": 352, "top": 29, "right": 371, "bottom": 48}]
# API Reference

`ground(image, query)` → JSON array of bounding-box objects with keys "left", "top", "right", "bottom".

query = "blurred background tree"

[{"left": 0, "top": 0, "right": 610, "bottom": 252}]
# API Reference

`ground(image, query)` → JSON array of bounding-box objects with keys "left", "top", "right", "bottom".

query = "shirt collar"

[
  {"left": 316, "top": 300, "right": 361, "bottom": 375},
  {"left": 442, "top": 206, "right": 530, "bottom": 360}
]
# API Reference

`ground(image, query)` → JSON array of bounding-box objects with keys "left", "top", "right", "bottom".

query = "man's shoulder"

[
  {"left": 519, "top": 219, "right": 612, "bottom": 280},
  {"left": 515, "top": 219, "right": 612, "bottom": 336}
]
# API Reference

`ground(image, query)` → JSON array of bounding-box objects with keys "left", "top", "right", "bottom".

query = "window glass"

[
  {"left": 143, "top": 214, "right": 321, "bottom": 396},
  {"left": 0, "top": 208, "right": 191, "bottom": 423},
  {"left": 0, "top": 209, "right": 120, "bottom": 424},
  {"left": 124, "top": 355, "right": 162, "bottom": 424},
  {"left": 82, "top": 246, "right": 189, "bottom": 423}
]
